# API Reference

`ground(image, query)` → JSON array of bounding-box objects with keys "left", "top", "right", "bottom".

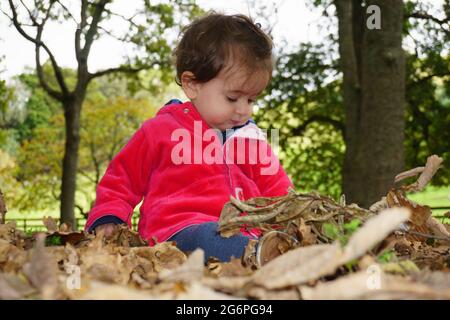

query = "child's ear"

[{"left": 181, "top": 71, "right": 200, "bottom": 100}]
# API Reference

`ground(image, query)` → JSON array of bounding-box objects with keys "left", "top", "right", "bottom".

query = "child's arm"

[
  {"left": 85, "top": 125, "right": 153, "bottom": 232},
  {"left": 251, "top": 139, "right": 294, "bottom": 197},
  {"left": 233, "top": 137, "right": 293, "bottom": 197}
]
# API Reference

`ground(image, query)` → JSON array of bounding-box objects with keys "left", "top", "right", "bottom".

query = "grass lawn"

[
  {"left": 4, "top": 186, "right": 449, "bottom": 231},
  {"left": 408, "top": 185, "right": 450, "bottom": 215}
]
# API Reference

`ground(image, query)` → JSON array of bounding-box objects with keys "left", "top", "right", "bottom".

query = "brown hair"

[{"left": 174, "top": 12, "right": 274, "bottom": 86}]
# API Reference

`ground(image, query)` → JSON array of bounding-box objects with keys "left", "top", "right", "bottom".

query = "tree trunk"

[
  {"left": 60, "top": 98, "right": 83, "bottom": 228},
  {"left": 338, "top": 0, "right": 405, "bottom": 208}
]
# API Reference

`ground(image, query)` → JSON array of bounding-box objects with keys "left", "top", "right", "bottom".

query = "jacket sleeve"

[
  {"left": 251, "top": 139, "right": 294, "bottom": 197},
  {"left": 85, "top": 126, "right": 153, "bottom": 231}
]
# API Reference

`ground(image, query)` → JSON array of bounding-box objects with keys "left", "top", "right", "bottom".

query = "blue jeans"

[{"left": 168, "top": 222, "right": 252, "bottom": 263}]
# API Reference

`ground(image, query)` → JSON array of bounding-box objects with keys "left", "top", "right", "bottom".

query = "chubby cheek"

[{"left": 211, "top": 102, "right": 233, "bottom": 120}]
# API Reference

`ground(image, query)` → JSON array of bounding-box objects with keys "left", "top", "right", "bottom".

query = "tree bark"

[
  {"left": 337, "top": 0, "right": 405, "bottom": 208},
  {"left": 60, "top": 97, "right": 83, "bottom": 228}
]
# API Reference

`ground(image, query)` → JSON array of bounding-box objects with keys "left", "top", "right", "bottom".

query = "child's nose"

[{"left": 235, "top": 103, "right": 252, "bottom": 117}]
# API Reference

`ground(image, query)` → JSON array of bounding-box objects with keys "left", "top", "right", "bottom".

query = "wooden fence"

[
  {"left": 4, "top": 215, "right": 139, "bottom": 233},
  {"left": 3, "top": 208, "right": 449, "bottom": 233}
]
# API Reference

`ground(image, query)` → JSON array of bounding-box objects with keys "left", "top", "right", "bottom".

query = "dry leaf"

[
  {"left": 298, "top": 218, "right": 317, "bottom": 246},
  {"left": 208, "top": 257, "right": 254, "bottom": 277},
  {"left": 80, "top": 247, "right": 131, "bottom": 284},
  {"left": 43, "top": 217, "right": 58, "bottom": 233},
  {"left": 159, "top": 248, "right": 204, "bottom": 283},
  {"left": 150, "top": 242, "right": 187, "bottom": 271},
  {"left": 23, "top": 233, "right": 60, "bottom": 299},
  {"left": 425, "top": 216, "right": 450, "bottom": 239},
  {"left": 0, "top": 272, "right": 36, "bottom": 299},
  {"left": 300, "top": 270, "right": 450, "bottom": 300},
  {"left": 107, "top": 224, "right": 148, "bottom": 247},
  {"left": 76, "top": 280, "right": 157, "bottom": 300},
  {"left": 411, "top": 271, "right": 450, "bottom": 291},
  {"left": 175, "top": 282, "right": 240, "bottom": 300},
  {"left": 202, "top": 276, "right": 252, "bottom": 295},
  {"left": 247, "top": 286, "right": 299, "bottom": 300},
  {"left": 386, "top": 190, "right": 429, "bottom": 227},
  {"left": 251, "top": 208, "right": 410, "bottom": 290},
  {"left": 394, "top": 167, "right": 425, "bottom": 183},
  {"left": 252, "top": 243, "right": 341, "bottom": 289},
  {"left": 415, "top": 155, "right": 443, "bottom": 192},
  {"left": 339, "top": 207, "right": 411, "bottom": 263}
]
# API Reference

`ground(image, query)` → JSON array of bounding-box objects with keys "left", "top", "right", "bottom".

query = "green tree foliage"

[
  {"left": 255, "top": 43, "right": 345, "bottom": 199},
  {"left": 256, "top": 0, "right": 449, "bottom": 198},
  {"left": 15, "top": 70, "right": 60, "bottom": 142},
  {"left": 11, "top": 88, "right": 157, "bottom": 214},
  {"left": 1, "top": 0, "right": 203, "bottom": 225},
  {"left": 403, "top": 0, "right": 450, "bottom": 185}
]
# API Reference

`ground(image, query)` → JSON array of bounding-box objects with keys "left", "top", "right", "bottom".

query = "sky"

[
  {"left": 0, "top": 0, "right": 325, "bottom": 79},
  {"left": 0, "top": 0, "right": 445, "bottom": 80}
]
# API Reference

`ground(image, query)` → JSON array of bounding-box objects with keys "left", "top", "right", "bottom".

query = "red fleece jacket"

[{"left": 85, "top": 101, "right": 293, "bottom": 243}]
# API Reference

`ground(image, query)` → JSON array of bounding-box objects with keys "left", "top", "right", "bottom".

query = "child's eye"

[
  {"left": 248, "top": 99, "right": 256, "bottom": 104},
  {"left": 227, "top": 97, "right": 238, "bottom": 102}
]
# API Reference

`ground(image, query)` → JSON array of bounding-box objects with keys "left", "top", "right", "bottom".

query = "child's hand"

[{"left": 94, "top": 223, "right": 117, "bottom": 238}]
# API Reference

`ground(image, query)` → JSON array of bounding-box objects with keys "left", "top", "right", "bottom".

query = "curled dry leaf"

[
  {"left": 218, "top": 188, "right": 370, "bottom": 239},
  {"left": 387, "top": 190, "right": 430, "bottom": 226},
  {"left": 106, "top": 224, "right": 148, "bottom": 247},
  {"left": 415, "top": 155, "right": 443, "bottom": 192},
  {"left": 394, "top": 167, "right": 425, "bottom": 184},
  {"left": 149, "top": 242, "right": 187, "bottom": 271}
]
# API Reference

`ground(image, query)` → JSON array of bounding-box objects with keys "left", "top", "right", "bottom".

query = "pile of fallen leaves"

[{"left": 0, "top": 155, "right": 449, "bottom": 299}]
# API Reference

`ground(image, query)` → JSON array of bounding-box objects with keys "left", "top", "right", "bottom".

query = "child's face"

[{"left": 183, "top": 67, "right": 270, "bottom": 131}]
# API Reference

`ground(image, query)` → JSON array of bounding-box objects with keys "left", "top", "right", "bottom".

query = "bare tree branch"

[
  {"left": 97, "top": 25, "right": 128, "bottom": 42},
  {"left": 35, "top": 41, "right": 63, "bottom": 100},
  {"left": 0, "top": 7, "right": 14, "bottom": 20},
  {"left": 75, "top": 0, "right": 88, "bottom": 62},
  {"left": 103, "top": 7, "right": 140, "bottom": 29},
  {"left": 407, "top": 11, "right": 450, "bottom": 25},
  {"left": 407, "top": 11, "right": 450, "bottom": 35},
  {"left": 19, "top": 0, "right": 38, "bottom": 26},
  {"left": 77, "top": 168, "right": 97, "bottom": 184},
  {"left": 407, "top": 72, "right": 450, "bottom": 88},
  {"left": 88, "top": 65, "right": 147, "bottom": 81},
  {"left": 54, "top": 0, "right": 78, "bottom": 24},
  {"left": 80, "top": 0, "right": 110, "bottom": 60},
  {"left": 8, "top": 0, "right": 69, "bottom": 99},
  {"left": 291, "top": 115, "right": 345, "bottom": 137}
]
